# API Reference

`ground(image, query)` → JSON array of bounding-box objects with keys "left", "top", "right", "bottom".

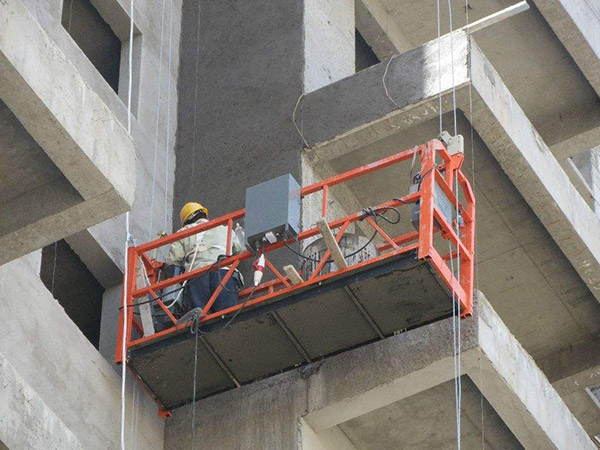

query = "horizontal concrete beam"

[
  {"left": 532, "top": 0, "right": 600, "bottom": 96},
  {"left": 467, "top": 39, "right": 600, "bottom": 302},
  {"left": 301, "top": 31, "right": 468, "bottom": 158},
  {"left": 167, "top": 292, "right": 595, "bottom": 449},
  {"left": 355, "top": 0, "right": 413, "bottom": 59},
  {"left": 0, "top": 0, "right": 136, "bottom": 264},
  {"left": 304, "top": 292, "right": 595, "bottom": 449},
  {"left": 300, "top": 31, "right": 600, "bottom": 303}
]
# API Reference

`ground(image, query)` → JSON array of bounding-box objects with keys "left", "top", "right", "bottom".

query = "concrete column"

[{"left": 173, "top": 0, "right": 355, "bottom": 222}]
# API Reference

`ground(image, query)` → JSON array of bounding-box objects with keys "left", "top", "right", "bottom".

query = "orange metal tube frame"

[{"left": 116, "top": 140, "right": 475, "bottom": 368}]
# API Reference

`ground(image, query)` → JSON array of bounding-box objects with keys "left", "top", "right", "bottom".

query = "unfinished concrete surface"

[
  {"left": 164, "top": 293, "right": 594, "bottom": 449},
  {"left": 1, "top": 0, "right": 600, "bottom": 447},
  {"left": 0, "top": 0, "right": 136, "bottom": 265},
  {"left": 300, "top": 32, "right": 600, "bottom": 305},
  {"left": 0, "top": 252, "right": 163, "bottom": 450},
  {"left": 0, "top": 351, "right": 82, "bottom": 450}
]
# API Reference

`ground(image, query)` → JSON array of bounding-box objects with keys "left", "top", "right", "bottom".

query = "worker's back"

[{"left": 166, "top": 219, "right": 244, "bottom": 271}]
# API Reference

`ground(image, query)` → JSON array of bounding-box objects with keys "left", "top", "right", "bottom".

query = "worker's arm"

[
  {"left": 231, "top": 231, "right": 245, "bottom": 255},
  {"left": 166, "top": 240, "right": 185, "bottom": 267}
]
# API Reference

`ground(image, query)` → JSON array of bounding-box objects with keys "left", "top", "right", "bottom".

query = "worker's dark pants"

[{"left": 187, "top": 269, "right": 238, "bottom": 313}]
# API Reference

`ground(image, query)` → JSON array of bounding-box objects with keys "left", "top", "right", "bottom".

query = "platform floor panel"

[{"left": 129, "top": 251, "right": 454, "bottom": 410}]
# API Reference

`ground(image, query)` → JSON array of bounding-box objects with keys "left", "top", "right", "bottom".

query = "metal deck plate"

[{"left": 128, "top": 251, "right": 453, "bottom": 410}]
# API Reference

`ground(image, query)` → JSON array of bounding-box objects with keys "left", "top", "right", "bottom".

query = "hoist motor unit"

[{"left": 245, "top": 173, "right": 301, "bottom": 251}]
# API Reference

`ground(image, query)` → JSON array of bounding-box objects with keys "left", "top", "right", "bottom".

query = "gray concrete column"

[{"left": 173, "top": 0, "right": 355, "bottom": 222}]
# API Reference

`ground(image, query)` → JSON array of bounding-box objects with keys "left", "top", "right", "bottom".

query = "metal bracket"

[{"left": 439, "top": 131, "right": 464, "bottom": 156}]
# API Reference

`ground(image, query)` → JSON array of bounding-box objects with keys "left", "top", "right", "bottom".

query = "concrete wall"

[
  {"left": 16, "top": 0, "right": 180, "bottom": 275},
  {"left": 0, "top": 253, "right": 164, "bottom": 449},
  {"left": 164, "top": 294, "right": 594, "bottom": 449},
  {"left": 0, "top": 350, "right": 83, "bottom": 450},
  {"left": 173, "top": 0, "right": 355, "bottom": 224}
]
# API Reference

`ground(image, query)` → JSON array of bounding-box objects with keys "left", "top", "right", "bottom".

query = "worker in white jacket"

[{"left": 166, "top": 202, "right": 245, "bottom": 313}]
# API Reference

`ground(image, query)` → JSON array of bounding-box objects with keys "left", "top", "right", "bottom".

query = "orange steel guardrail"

[{"left": 116, "top": 139, "right": 475, "bottom": 367}]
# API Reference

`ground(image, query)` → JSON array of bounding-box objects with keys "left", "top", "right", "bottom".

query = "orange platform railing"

[{"left": 116, "top": 139, "right": 475, "bottom": 367}]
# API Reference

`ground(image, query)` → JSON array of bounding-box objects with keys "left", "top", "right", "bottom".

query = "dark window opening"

[
  {"left": 40, "top": 240, "right": 104, "bottom": 349},
  {"left": 355, "top": 29, "right": 380, "bottom": 72},
  {"left": 62, "top": 0, "right": 121, "bottom": 93}
]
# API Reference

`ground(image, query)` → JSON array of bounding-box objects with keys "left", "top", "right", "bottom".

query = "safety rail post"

[
  {"left": 125, "top": 247, "right": 138, "bottom": 351},
  {"left": 226, "top": 218, "right": 233, "bottom": 255},
  {"left": 458, "top": 171, "right": 476, "bottom": 316},
  {"left": 119, "top": 139, "right": 476, "bottom": 351},
  {"left": 322, "top": 184, "right": 329, "bottom": 218},
  {"left": 418, "top": 142, "right": 436, "bottom": 260}
]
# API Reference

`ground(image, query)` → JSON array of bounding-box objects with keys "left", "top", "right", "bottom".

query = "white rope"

[
  {"left": 164, "top": 0, "right": 174, "bottom": 233},
  {"left": 437, "top": 0, "right": 461, "bottom": 447},
  {"left": 148, "top": 0, "right": 168, "bottom": 241},
  {"left": 464, "top": 2, "right": 483, "bottom": 446},
  {"left": 382, "top": 55, "right": 401, "bottom": 110},
  {"left": 447, "top": 0, "right": 458, "bottom": 136},
  {"left": 191, "top": 0, "right": 203, "bottom": 194},
  {"left": 121, "top": 1, "right": 135, "bottom": 449},
  {"left": 292, "top": 93, "right": 310, "bottom": 148},
  {"left": 437, "top": 0, "right": 443, "bottom": 134}
]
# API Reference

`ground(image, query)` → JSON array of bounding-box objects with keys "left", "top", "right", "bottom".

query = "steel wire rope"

[
  {"left": 463, "top": 1, "right": 483, "bottom": 446},
  {"left": 163, "top": 0, "right": 174, "bottom": 234},
  {"left": 148, "top": 0, "right": 168, "bottom": 241},
  {"left": 436, "top": 0, "right": 462, "bottom": 447},
  {"left": 121, "top": 1, "right": 135, "bottom": 447}
]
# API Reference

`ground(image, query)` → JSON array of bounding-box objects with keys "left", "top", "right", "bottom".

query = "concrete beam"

[
  {"left": 467, "top": 39, "right": 600, "bottom": 302},
  {"left": 299, "top": 31, "right": 600, "bottom": 303},
  {"left": 355, "top": 0, "right": 413, "bottom": 60},
  {"left": 165, "top": 292, "right": 595, "bottom": 449},
  {"left": 531, "top": 0, "right": 600, "bottom": 96},
  {"left": 0, "top": 0, "right": 136, "bottom": 264}
]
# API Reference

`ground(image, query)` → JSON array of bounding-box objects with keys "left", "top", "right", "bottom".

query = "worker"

[{"left": 166, "top": 202, "right": 245, "bottom": 314}]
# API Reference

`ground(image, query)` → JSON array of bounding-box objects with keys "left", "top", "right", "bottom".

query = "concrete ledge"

[
  {"left": 0, "top": 254, "right": 163, "bottom": 450},
  {"left": 300, "top": 31, "right": 600, "bottom": 303},
  {"left": 0, "top": 0, "right": 136, "bottom": 264},
  {"left": 0, "top": 351, "right": 83, "bottom": 450},
  {"left": 532, "top": 0, "right": 600, "bottom": 96},
  {"left": 165, "top": 292, "right": 594, "bottom": 449}
]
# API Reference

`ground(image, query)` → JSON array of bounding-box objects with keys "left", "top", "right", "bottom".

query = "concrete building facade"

[{"left": 1, "top": 0, "right": 599, "bottom": 448}]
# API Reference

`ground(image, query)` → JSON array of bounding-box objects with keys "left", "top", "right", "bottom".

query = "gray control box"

[{"left": 245, "top": 174, "right": 301, "bottom": 252}]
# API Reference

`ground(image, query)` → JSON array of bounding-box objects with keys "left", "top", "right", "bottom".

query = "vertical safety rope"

[
  {"left": 437, "top": 0, "right": 462, "bottom": 447},
  {"left": 148, "top": 0, "right": 168, "bottom": 241},
  {"left": 163, "top": 0, "right": 174, "bottom": 233},
  {"left": 463, "top": 1, "right": 483, "bottom": 446},
  {"left": 191, "top": 324, "right": 200, "bottom": 450},
  {"left": 121, "top": 1, "right": 135, "bottom": 449},
  {"left": 447, "top": 0, "right": 458, "bottom": 136},
  {"left": 436, "top": 0, "right": 443, "bottom": 134}
]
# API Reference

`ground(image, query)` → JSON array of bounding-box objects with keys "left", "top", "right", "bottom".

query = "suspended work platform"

[{"left": 116, "top": 139, "right": 475, "bottom": 413}]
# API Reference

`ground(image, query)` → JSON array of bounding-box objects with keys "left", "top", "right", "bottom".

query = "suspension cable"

[
  {"left": 464, "top": 1, "right": 483, "bottom": 446},
  {"left": 163, "top": 0, "right": 174, "bottom": 234},
  {"left": 437, "top": 0, "right": 443, "bottom": 135},
  {"left": 148, "top": 0, "right": 168, "bottom": 241},
  {"left": 121, "top": 1, "right": 135, "bottom": 449}
]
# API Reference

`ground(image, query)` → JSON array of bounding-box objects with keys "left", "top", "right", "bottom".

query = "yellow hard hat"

[{"left": 180, "top": 202, "right": 208, "bottom": 225}]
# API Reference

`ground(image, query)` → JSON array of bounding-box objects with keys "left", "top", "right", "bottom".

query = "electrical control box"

[{"left": 245, "top": 174, "right": 301, "bottom": 252}]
